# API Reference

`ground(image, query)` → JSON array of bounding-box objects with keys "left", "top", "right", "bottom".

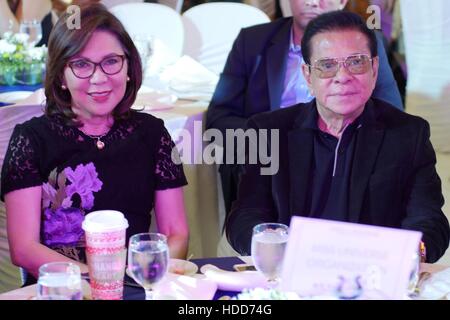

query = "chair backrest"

[
  {"left": 0, "top": 104, "right": 44, "bottom": 172},
  {"left": 279, "top": 0, "right": 292, "bottom": 17},
  {"left": 109, "top": 3, "right": 184, "bottom": 57},
  {"left": 101, "top": 0, "right": 144, "bottom": 8},
  {"left": 182, "top": 2, "right": 270, "bottom": 75},
  {"left": 157, "top": 0, "right": 183, "bottom": 13}
]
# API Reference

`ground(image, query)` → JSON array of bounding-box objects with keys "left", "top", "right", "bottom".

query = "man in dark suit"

[
  {"left": 226, "top": 11, "right": 449, "bottom": 263},
  {"left": 206, "top": 0, "right": 403, "bottom": 218}
]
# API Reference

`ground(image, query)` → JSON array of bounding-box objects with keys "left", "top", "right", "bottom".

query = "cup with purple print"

[{"left": 82, "top": 210, "right": 129, "bottom": 300}]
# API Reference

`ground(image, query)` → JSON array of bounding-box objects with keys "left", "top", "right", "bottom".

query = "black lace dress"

[{"left": 0, "top": 111, "right": 187, "bottom": 265}]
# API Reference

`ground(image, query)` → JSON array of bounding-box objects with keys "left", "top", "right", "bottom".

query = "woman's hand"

[{"left": 154, "top": 187, "right": 189, "bottom": 259}]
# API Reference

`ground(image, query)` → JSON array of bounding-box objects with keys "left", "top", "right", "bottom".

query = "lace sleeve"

[
  {"left": 154, "top": 126, "right": 187, "bottom": 190},
  {"left": 0, "top": 124, "right": 42, "bottom": 200}
]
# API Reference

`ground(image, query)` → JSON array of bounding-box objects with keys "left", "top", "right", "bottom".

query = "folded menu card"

[{"left": 279, "top": 217, "right": 422, "bottom": 299}]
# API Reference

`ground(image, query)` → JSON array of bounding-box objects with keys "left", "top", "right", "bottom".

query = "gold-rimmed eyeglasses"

[
  {"left": 67, "top": 54, "right": 126, "bottom": 79},
  {"left": 307, "top": 54, "right": 373, "bottom": 79}
]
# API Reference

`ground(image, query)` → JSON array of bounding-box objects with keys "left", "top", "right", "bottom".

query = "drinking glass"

[
  {"left": 128, "top": 232, "right": 169, "bottom": 300},
  {"left": 37, "top": 262, "right": 82, "bottom": 300},
  {"left": 251, "top": 223, "right": 289, "bottom": 288},
  {"left": 407, "top": 252, "right": 420, "bottom": 296},
  {"left": 19, "top": 20, "right": 42, "bottom": 47},
  {"left": 132, "top": 34, "right": 154, "bottom": 77}
]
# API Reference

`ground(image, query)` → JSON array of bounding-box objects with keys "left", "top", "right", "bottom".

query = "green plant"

[{"left": 0, "top": 32, "right": 47, "bottom": 85}]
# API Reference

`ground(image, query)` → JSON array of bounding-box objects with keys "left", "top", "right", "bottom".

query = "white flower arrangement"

[
  {"left": 0, "top": 32, "right": 47, "bottom": 85},
  {"left": 234, "top": 288, "right": 301, "bottom": 300},
  {"left": 233, "top": 288, "right": 342, "bottom": 300}
]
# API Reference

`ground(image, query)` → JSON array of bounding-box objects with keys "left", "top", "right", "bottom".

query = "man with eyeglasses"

[
  {"left": 206, "top": 0, "right": 403, "bottom": 226},
  {"left": 225, "top": 11, "right": 450, "bottom": 263}
]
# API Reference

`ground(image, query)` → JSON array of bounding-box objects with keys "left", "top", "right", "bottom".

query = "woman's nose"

[{"left": 89, "top": 65, "right": 108, "bottom": 84}]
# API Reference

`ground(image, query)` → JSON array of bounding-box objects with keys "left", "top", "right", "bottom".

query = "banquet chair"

[
  {"left": 109, "top": 3, "right": 184, "bottom": 58},
  {"left": 0, "top": 103, "right": 44, "bottom": 293},
  {"left": 101, "top": 0, "right": 144, "bottom": 8},
  {"left": 182, "top": 2, "right": 270, "bottom": 75},
  {"left": 157, "top": 0, "right": 183, "bottom": 13}
]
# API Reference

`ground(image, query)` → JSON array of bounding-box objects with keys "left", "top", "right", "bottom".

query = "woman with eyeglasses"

[{"left": 0, "top": 3, "right": 189, "bottom": 285}]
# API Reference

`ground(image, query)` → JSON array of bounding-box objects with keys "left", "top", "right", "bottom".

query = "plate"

[
  {"left": 132, "top": 86, "right": 177, "bottom": 111},
  {"left": 200, "top": 264, "right": 266, "bottom": 291},
  {"left": 155, "top": 273, "right": 217, "bottom": 300},
  {"left": 126, "top": 258, "right": 198, "bottom": 278},
  {"left": 168, "top": 259, "right": 198, "bottom": 276}
]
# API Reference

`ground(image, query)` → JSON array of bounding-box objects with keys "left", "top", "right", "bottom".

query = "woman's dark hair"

[
  {"left": 44, "top": 3, "right": 142, "bottom": 125},
  {"left": 301, "top": 10, "right": 378, "bottom": 65}
]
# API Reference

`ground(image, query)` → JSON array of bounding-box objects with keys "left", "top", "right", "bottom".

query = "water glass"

[
  {"left": 128, "top": 232, "right": 169, "bottom": 300},
  {"left": 37, "top": 262, "right": 82, "bottom": 300},
  {"left": 407, "top": 252, "right": 420, "bottom": 296},
  {"left": 19, "top": 20, "right": 42, "bottom": 47},
  {"left": 132, "top": 35, "right": 153, "bottom": 76},
  {"left": 251, "top": 223, "right": 289, "bottom": 287}
]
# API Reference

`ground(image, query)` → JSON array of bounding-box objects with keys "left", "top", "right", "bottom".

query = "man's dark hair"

[{"left": 301, "top": 10, "right": 378, "bottom": 65}]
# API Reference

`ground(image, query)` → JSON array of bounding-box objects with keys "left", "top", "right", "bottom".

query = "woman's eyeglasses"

[
  {"left": 307, "top": 54, "right": 373, "bottom": 79},
  {"left": 67, "top": 54, "right": 126, "bottom": 79}
]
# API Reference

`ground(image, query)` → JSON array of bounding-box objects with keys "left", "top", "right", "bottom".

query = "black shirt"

[{"left": 302, "top": 108, "right": 365, "bottom": 222}]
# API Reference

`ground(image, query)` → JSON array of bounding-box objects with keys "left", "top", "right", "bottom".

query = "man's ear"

[
  {"left": 301, "top": 63, "right": 313, "bottom": 93},
  {"left": 371, "top": 56, "right": 379, "bottom": 80}
]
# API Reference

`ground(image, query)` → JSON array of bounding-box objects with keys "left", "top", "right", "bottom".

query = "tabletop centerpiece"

[{"left": 0, "top": 32, "right": 47, "bottom": 86}]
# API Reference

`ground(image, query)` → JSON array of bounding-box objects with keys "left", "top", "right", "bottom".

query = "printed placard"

[{"left": 279, "top": 217, "right": 422, "bottom": 299}]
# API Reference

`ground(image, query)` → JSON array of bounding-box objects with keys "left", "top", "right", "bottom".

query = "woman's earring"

[
  {"left": 61, "top": 85, "right": 67, "bottom": 90},
  {"left": 126, "top": 76, "right": 130, "bottom": 82}
]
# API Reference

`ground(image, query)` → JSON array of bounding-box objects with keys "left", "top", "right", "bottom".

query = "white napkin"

[
  {"left": 139, "top": 37, "right": 179, "bottom": 91},
  {"left": 419, "top": 267, "right": 450, "bottom": 300},
  {"left": 160, "top": 55, "right": 219, "bottom": 101},
  {"left": 154, "top": 273, "right": 217, "bottom": 300},
  {"left": 145, "top": 38, "right": 179, "bottom": 76},
  {"left": 200, "top": 264, "right": 267, "bottom": 292}
]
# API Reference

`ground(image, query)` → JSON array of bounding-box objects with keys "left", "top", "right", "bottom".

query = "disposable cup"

[{"left": 82, "top": 210, "right": 129, "bottom": 300}]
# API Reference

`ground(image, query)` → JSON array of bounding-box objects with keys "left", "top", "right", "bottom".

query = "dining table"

[{"left": 0, "top": 256, "right": 448, "bottom": 300}]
